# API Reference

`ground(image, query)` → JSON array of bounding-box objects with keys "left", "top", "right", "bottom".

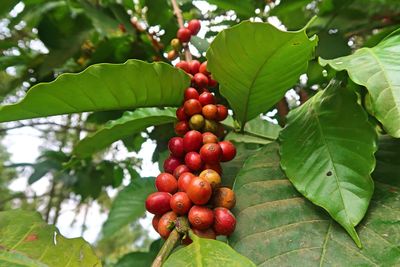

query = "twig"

[
  {"left": 151, "top": 229, "right": 180, "bottom": 267},
  {"left": 170, "top": 0, "right": 192, "bottom": 61},
  {"left": 299, "top": 89, "right": 309, "bottom": 105},
  {"left": 277, "top": 98, "right": 289, "bottom": 127}
]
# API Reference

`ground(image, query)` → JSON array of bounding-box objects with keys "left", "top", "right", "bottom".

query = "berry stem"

[
  {"left": 151, "top": 229, "right": 180, "bottom": 267},
  {"left": 170, "top": 0, "right": 192, "bottom": 61}
]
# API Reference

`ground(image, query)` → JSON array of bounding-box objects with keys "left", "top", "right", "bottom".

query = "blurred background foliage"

[{"left": 1, "top": 0, "right": 399, "bottom": 265}]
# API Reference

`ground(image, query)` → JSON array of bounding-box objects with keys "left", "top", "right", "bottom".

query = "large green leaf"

[
  {"left": 74, "top": 108, "right": 176, "bottom": 158},
  {"left": 102, "top": 178, "right": 155, "bottom": 238},
  {"left": 231, "top": 143, "right": 400, "bottom": 266},
  {"left": 0, "top": 60, "right": 190, "bottom": 123},
  {"left": 164, "top": 232, "right": 255, "bottom": 267},
  {"left": 373, "top": 135, "right": 400, "bottom": 187},
  {"left": 207, "top": 21, "right": 317, "bottom": 128},
  {"left": 0, "top": 210, "right": 101, "bottom": 267},
  {"left": 205, "top": 0, "right": 256, "bottom": 18},
  {"left": 279, "top": 81, "right": 377, "bottom": 247},
  {"left": 115, "top": 239, "right": 161, "bottom": 267},
  {"left": 319, "top": 34, "right": 400, "bottom": 137}
]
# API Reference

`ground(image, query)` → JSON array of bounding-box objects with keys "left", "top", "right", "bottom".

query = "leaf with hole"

[
  {"left": 0, "top": 210, "right": 101, "bottom": 266},
  {"left": 279, "top": 81, "right": 377, "bottom": 246},
  {"left": 231, "top": 143, "right": 400, "bottom": 266},
  {"left": 0, "top": 60, "right": 190, "bottom": 123},
  {"left": 207, "top": 21, "right": 317, "bottom": 128}
]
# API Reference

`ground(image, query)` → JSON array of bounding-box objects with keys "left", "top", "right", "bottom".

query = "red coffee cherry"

[
  {"left": 205, "top": 162, "right": 222, "bottom": 175},
  {"left": 168, "top": 137, "right": 184, "bottom": 158},
  {"left": 178, "top": 172, "right": 196, "bottom": 192},
  {"left": 202, "top": 104, "right": 218, "bottom": 120},
  {"left": 173, "top": 164, "right": 191, "bottom": 179},
  {"left": 188, "top": 205, "right": 214, "bottom": 230},
  {"left": 163, "top": 155, "right": 181, "bottom": 174},
  {"left": 199, "top": 61, "right": 210, "bottom": 75},
  {"left": 193, "top": 73, "right": 209, "bottom": 88},
  {"left": 211, "top": 187, "right": 236, "bottom": 210},
  {"left": 199, "top": 169, "right": 221, "bottom": 189},
  {"left": 184, "top": 152, "right": 203, "bottom": 171},
  {"left": 216, "top": 104, "right": 228, "bottom": 121},
  {"left": 183, "top": 130, "right": 203, "bottom": 152},
  {"left": 184, "top": 99, "right": 202, "bottom": 116},
  {"left": 198, "top": 92, "right": 215, "bottom": 106},
  {"left": 176, "top": 61, "right": 190, "bottom": 73},
  {"left": 202, "top": 132, "right": 218, "bottom": 144},
  {"left": 186, "top": 177, "right": 212, "bottom": 205},
  {"left": 187, "top": 19, "right": 201, "bottom": 35},
  {"left": 158, "top": 211, "right": 177, "bottom": 239},
  {"left": 208, "top": 77, "right": 218, "bottom": 87},
  {"left": 193, "top": 228, "right": 216, "bottom": 239},
  {"left": 176, "top": 106, "right": 188, "bottom": 121},
  {"left": 213, "top": 207, "right": 236, "bottom": 236},
  {"left": 145, "top": 192, "right": 172, "bottom": 215},
  {"left": 152, "top": 215, "right": 161, "bottom": 233},
  {"left": 177, "top": 28, "right": 191, "bottom": 43},
  {"left": 200, "top": 143, "right": 222, "bottom": 164},
  {"left": 175, "top": 121, "right": 190, "bottom": 136},
  {"left": 155, "top": 173, "right": 178, "bottom": 193},
  {"left": 189, "top": 60, "right": 201, "bottom": 75},
  {"left": 170, "top": 192, "right": 192, "bottom": 215},
  {"left": 184, "top": 87, "right": 199, "bottom": 100},
  {"left": 219, "top": 141, "right": 236, "bottom": 162}
]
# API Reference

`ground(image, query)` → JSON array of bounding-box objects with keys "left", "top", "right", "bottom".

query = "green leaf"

[
  {"left": 279, "top": 81, "right": 377, "bottom": 247},
  {"left": 190, "top": 36, "right": 210, "bottom": 54},
  {"left": 205, "top": 0, "right": 255, "bottom": 18},
  {"left": 207, "top": 21, "right": 317, "bottom": 127},
  {"left": 373, "top": 135, "right": 400, "bottom": 188},
  {"left": 231, "top": 143, "right": 400, "bottom": 266},
  {"left": 164, "top": 232, "right": 255, "bottom": 267},
  {"left": 319, "top": 34, "right": 400, "bottom": 137},
  {"left": 115, "top": 239, "right": 161, "bottom": 267},
  {"left": 0, "top": 60, "right": 190, "bottom": 123},
  {"left": 0, "top": 0, "right": 19, "bottom": 17},
  {"left": 74, "top": 108, "right": 176, "bottom": 158},
  {"left": 0, "top": 210, "right": 101, "bottom": 267},
  {"left": 102, "top": 178, "right": 155, "bottom": 238}
]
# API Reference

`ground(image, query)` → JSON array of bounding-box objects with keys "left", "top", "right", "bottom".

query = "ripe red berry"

[
  {"left": 202, "top": 132, "right": 218, "bottom": 144},
  {"left": 187, "top": 19, "right": 201, "bottom": 35},
  {"left": 213, "top": 207, "right": 236, "bottom": 236},
  {"left": 158, "top": 211, "right": 177, "bottom": 239},
  {"left": 170, "top": 192, "right": 192, "bottom": 215},
  {"left": 208, "top": 77, "right": 218, "bottom": 87},
  {"left": 183, "top": 130, "right": 203, "bottom": 152},
  {"left": 184, "top": 151, "right": 203, "bottom": 171},
  {"left": 184, "top": 99, "right": 202, "bottom": 116},
  {"left": 193, "top": 228, "right": 216, "bottom": 239},
  {"left": 145, "top": 192, "right": 172, "bottom": 215},
  {"left": 178, "top": 172, "right": 196, "bottom": 192},
  {"left": 155, "top": 173, "right": 178, "bottom": 193},
  {"left": 199, "top": 61, "right": 210, "bottom": 75},
  {"left": 163, "top": 155, "right": 181, "bottom": 174},
  {"left": 173, "top": 164, "right": 191, "bottom": 179},
  {"left": 198, "top": 92, "right": 216, "bottom": 106},
  {"left": 168, "top": 137, "right": 184, "bottom": 158},
  {"left": 200, "top": 143, "right": 222, "bottom": 164},
  {"left": 175, "top": 121, "right": 190, "bottom": 136},
  {"left": 177, "top": 28, "right": 191, "bottom": 43},
  {"left": 216, "top": 105, "right": 228, "bottom": 121},
  {"left": 219, "top": 141, "right": 236, "bottom": 162},
  {"left": 193, "top": 73, "right": 209, "bottom": 88},
  {"left": 186, "top": 177, "right": 212, "bottom": 205},
  {"left": 202, "top": 104, "right": 218, "bottom": 120},
  {"left": 189, "top": 60, "right": 201, "bottom": 75},
  {"left": 176, "top": 61, "right": 190, "bottom": 73},
  {"left": 176, "top": 107, "right": 188, "bottom": 121},
  {"left": 184, "top": 87, "right": 199, "bottom": 100},
  {"left": 211, "top": 187, "right": 236, "bottom": 210},
  {"left": 205, "top": 162, "right": 222, "bottom": 175},
  {"left": 188, "top": 206, "right": 214, "bottom": 230},
  {"left": 152, "top": 215, "right": 161, "bottom": 233}
]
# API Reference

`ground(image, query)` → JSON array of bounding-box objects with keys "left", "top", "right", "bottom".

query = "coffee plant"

[{"left": 0, "top": 0, "right": 399, "bottom": 266}]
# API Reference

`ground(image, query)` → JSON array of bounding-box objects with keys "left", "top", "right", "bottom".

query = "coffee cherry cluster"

[
  {"left": 168, "top": 19, "right": 201, "bottom": 61},
  {"left": 145, "top": 58, "right": 238, "bottom": 242}
]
